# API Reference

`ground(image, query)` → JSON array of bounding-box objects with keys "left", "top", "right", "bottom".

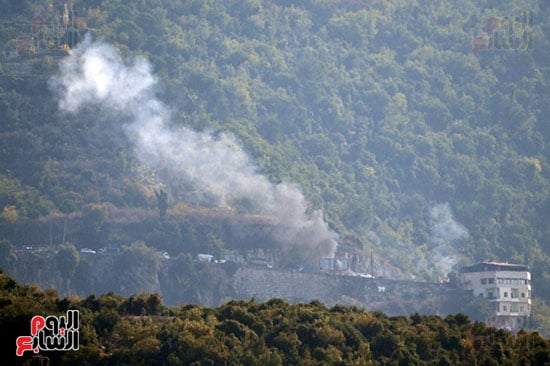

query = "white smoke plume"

[
  {"left": 51, "top": 38, "right": 337, "bottom": 261},
  {"left": 428, "top": 203, "right": 468, "bottom": 278}
]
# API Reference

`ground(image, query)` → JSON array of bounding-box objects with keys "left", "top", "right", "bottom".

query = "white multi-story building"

[{"left": 460, "top": 261, "right": 531, "bottom": 332}]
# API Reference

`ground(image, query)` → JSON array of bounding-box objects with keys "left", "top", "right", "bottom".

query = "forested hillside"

[
  {"left": 1, "top": 271, "right": 548, "bottom": 365},
  {"left": 0, "top": 0, "right": 548, "bottom": 311}
]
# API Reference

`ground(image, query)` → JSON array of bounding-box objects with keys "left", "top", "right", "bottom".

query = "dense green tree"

[
  {"left": 0, "top": 0, "right": 547, "bottom": 326},
  {"left": 154, "top": 189, "right": 168, "bottom": 223},
  {"left": 115, "top": 241, "right": 161, "bottom": 296},
  {"left": 0, "top": 239, "right": 16, "bottom": 271},
  {"left": 1, "top": 271, "right": 547, "bottom": 365},
  {"left": 55, "top": 242, "right": 79, "bottom": 295}
]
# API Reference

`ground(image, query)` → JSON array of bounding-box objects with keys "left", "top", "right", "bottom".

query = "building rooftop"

[{"left": 460, "top": 261, "right": 529, "bottom": 273}]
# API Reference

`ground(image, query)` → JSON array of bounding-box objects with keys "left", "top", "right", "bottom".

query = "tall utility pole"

[{"left": 371, "top": 251, "right": 374, "bottom": 277}]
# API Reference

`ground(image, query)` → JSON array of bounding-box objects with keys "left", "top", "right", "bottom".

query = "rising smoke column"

[
  {"left": 428, "top": 203, "right": 468, "bottom": 278},
  {"left": 51, "top": 38, "right": 337, "bottom": 261}
]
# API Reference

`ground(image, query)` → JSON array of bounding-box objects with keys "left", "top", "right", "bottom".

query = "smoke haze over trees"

[
  {"left": 51, "top": 37, "right": 337, "bottom": 263},
  {"left": 0, "top": 0, "right": 548, "bottom": 326}
]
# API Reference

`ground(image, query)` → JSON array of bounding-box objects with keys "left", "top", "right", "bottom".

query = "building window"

[
  {"left": 504, "top": 292, "right": 508, "bottom": 298},
  {"left": 511, "top": 304, "right": 518, "bottom": 313},
  {"left": 481, "top": 278, "right": 487, "bottom": 285},
  {"left": 521, "top": 292, "right": 525, "bottom": 298},
  {"left": 503, "top": 305, "right": 507, "bottom": 312},
  {"left": 488, "top": 278, "right": 494, "bottom": 284},
  {"left": 520, "top": 306, "right": 524, "bottom": 313},
  {"left": 487, "top": 291, "right": 494, "bottom": 299}
]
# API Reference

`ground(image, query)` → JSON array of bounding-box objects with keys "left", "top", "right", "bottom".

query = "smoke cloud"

[
  {"left": 428, "top": 203, "right": 468, "bottom": 277},
  {"left": 51, "top": 38, "right": 337, "bottom": 262}
]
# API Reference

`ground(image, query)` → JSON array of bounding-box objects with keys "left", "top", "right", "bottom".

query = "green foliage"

[
  {"left": 115, "top": 241, "right": 161, "bottom": 296},
  {"left": 54, "top": 242, "right": 80, "bottom": 295},
  {"left": 154, "top": 189, "right": 168, "bottom": 222},
  {"left": 0, "top": 0, "right": 548, "bottom": 322},
  {"left": 55, "top": 242, "right": 79, "bottom": 275},
  {"left": 0, "top": 240, "right": 16, "bottom": 271},
  {"left": 1, "top": 272, "right": 548, "bottom": 365}
]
